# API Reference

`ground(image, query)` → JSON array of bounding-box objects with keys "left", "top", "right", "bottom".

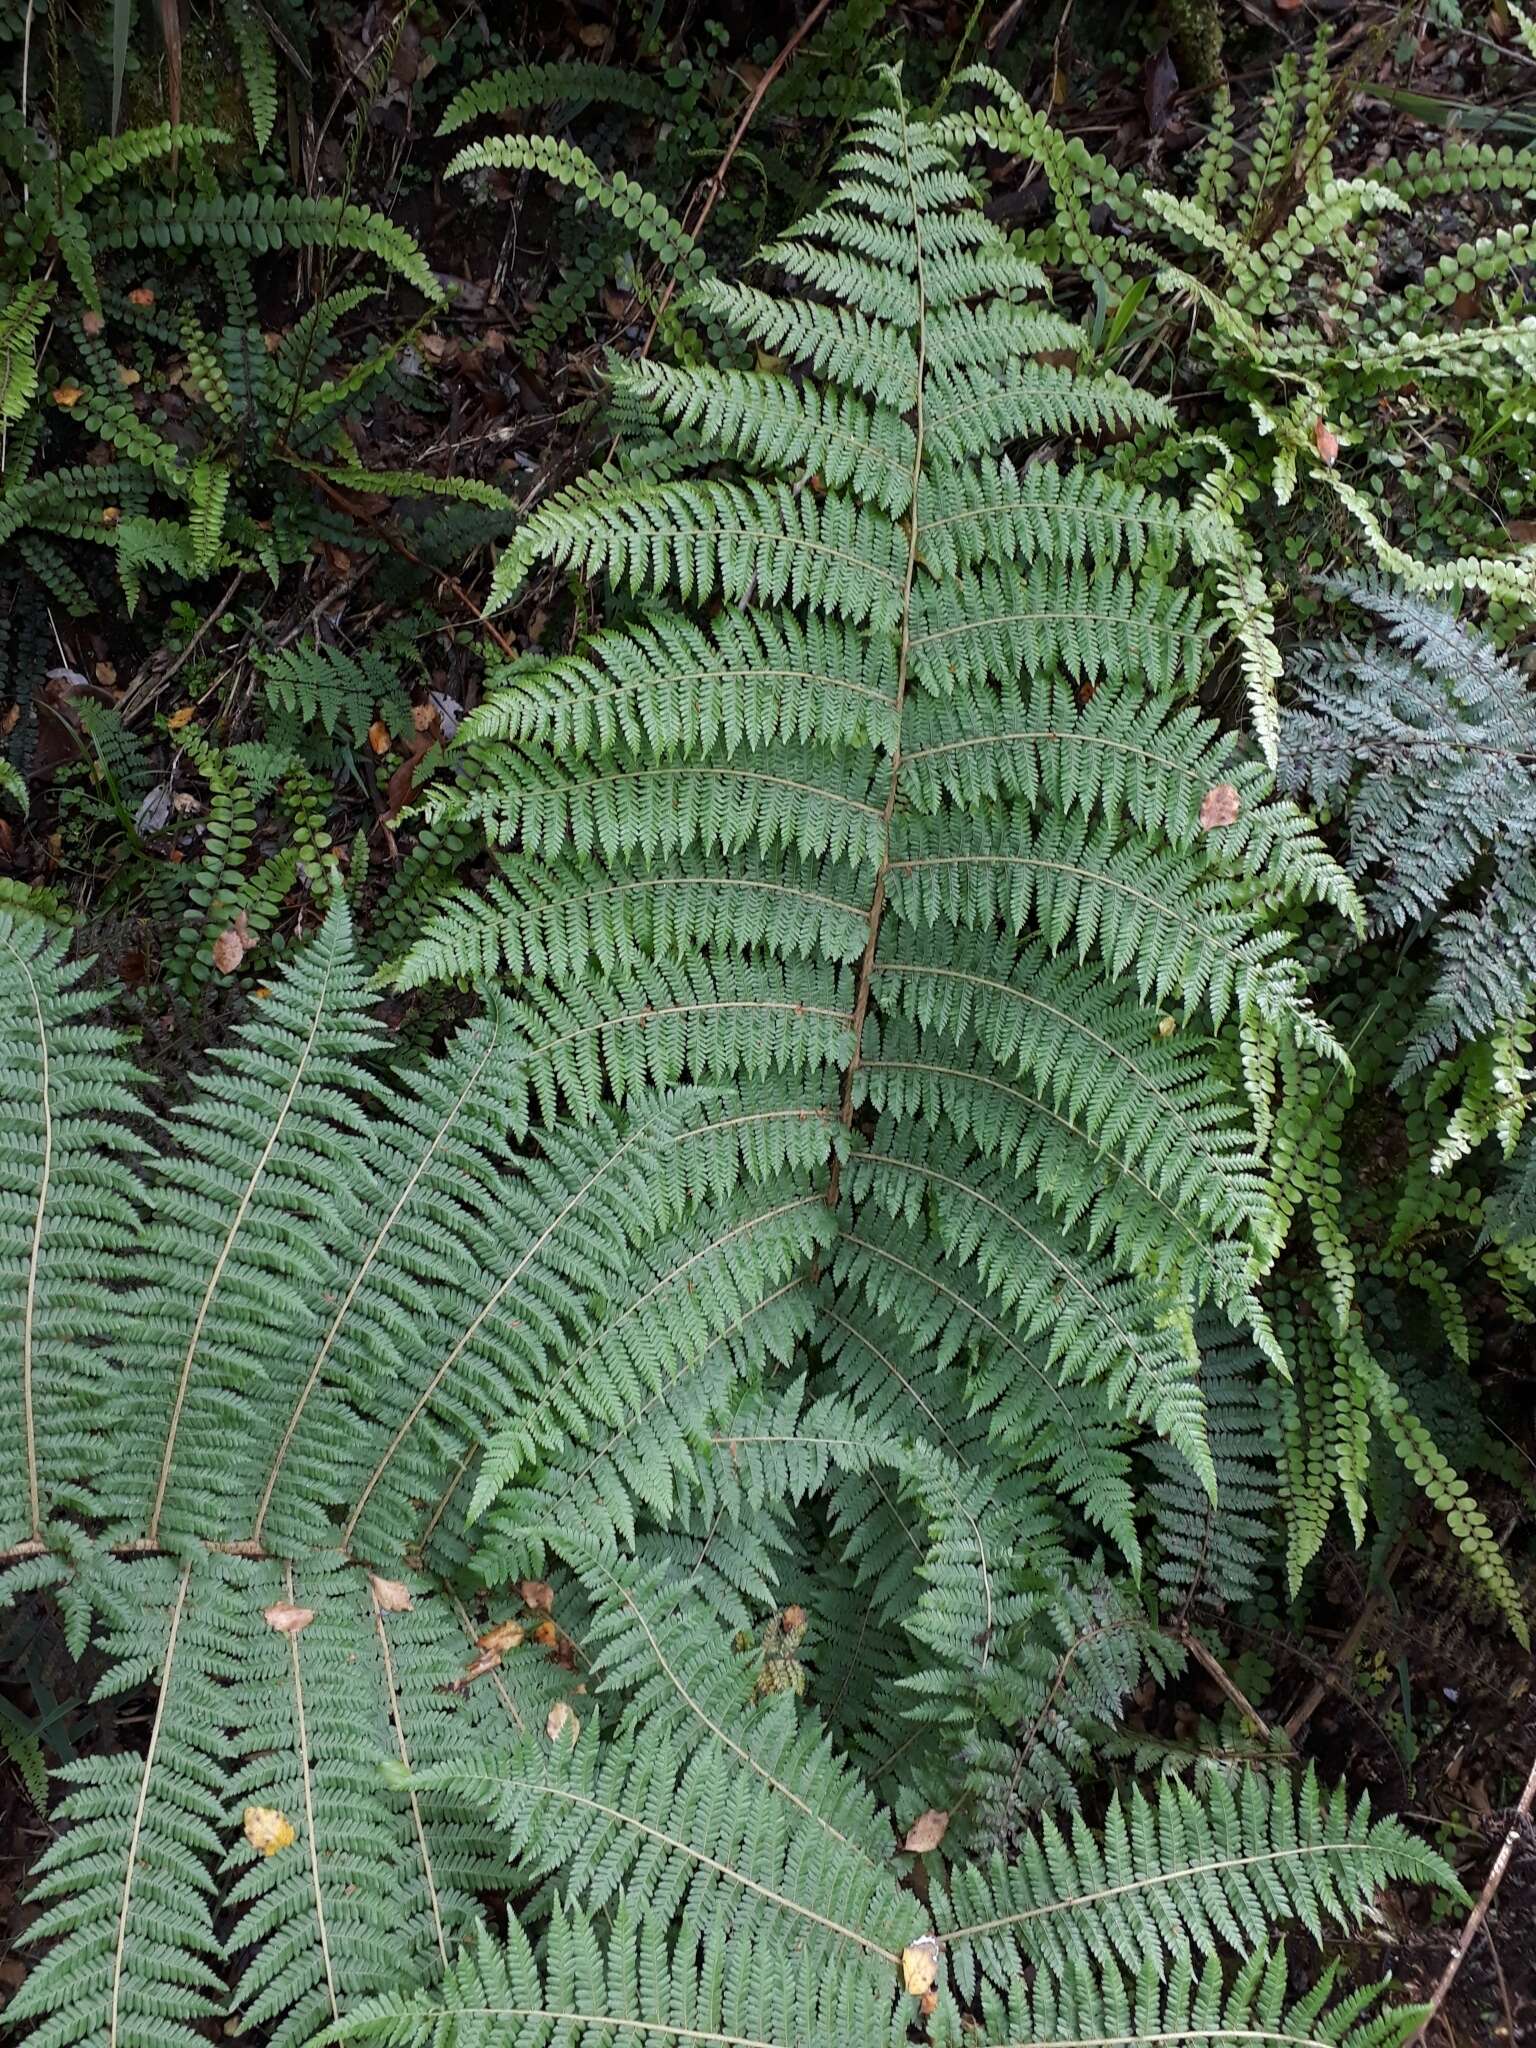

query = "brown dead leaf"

[
  {"left": 367, "top": 720, "right": 392, "bottom": 755},
  {"left": 900, "top": 1938, "right": 940, "bottom": 1997},
  {"left": 1313, "top": 419, "right": 1339, "bottom": 466},
  {"left": 920, "top": 1992, "right": 938, "bottom": 2019},
  {"left": 369, "top": 1574, "right": 413, "bottom": 1613},
  {"left": 101, "top": 506, "right": 120, "bottom": 528},
  {"left": 460, "top": 1648, "right": 502, "bottom": 1686},
  {"left": 531, "top": 1618, "right": 558, "bottom": 1648},
  {"left": 211, "top": 910, "right": 251, "bottom": 976},
  {"left": 166, "top": 704, "right": 197, "bottom": 731},
  {"left": 410, "top": 702, "right": 438, "bottom": 734},
  {"left": 903, "top": 1809, "right": 950, "bottom": 1854},
  {"left": 575, "top": 20, "right": 607, "bottom": 45},
  {"left": 127, "top": 287, "right": 156, "bottom": 307},
  {"left": 95, "top": 662, "right": 118, "bottom": 686},
  {"left": 546, "top": 1699, "right": 580, "bottom": 1743},
  {"left": 263, "top": 1600, "right": 315, "bottom": 1636},
  {"left": 520, "top": 1578, "right": 555, "bottom": 1613},
  {"left": 52, "top": 383, "right": 83, "bottom": 408},
  {"left": 81, "top": 310, "right": 106, "bottom": 337},
  {"left": 243, "top": 1805, "right": 296, "bottom": 1856},
  {"left": 478, "top": 1619, "right": 525, "bottom": 1654},
  {"left": 383, "top": 740, "right": 429, "bottom": 821},
  {"left": 1198, "top": 783, "right": 1241, "bottom": 831}
]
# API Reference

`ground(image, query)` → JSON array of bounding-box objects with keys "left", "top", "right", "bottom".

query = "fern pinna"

[{"left": 0, "top": 75, "right": 1471, "bottom": 2048}]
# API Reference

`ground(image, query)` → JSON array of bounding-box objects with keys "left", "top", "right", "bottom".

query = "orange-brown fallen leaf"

[
  {"left": 520, "top": 1579, "right": 555, "bottom": 1613},
  {"left": 166, "top": 704, "right": 197, "bottom": 731},
  {"left": 1313, "top": 419, "right": 1339, "bottom": 466},
  {"left": 477, "top": 1620, "right": 525, "bottom": 1655}
]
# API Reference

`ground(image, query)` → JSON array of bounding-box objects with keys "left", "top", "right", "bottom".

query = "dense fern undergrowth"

[{"left": 3, "top": 9, "right": 1536, "bottom": 2048}]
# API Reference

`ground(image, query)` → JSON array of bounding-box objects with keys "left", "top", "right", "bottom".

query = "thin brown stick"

[
  {"left": 118, "top": 572, "right": 245, "bottom": 725},
  {"left": 302, "top": 471, "right": 519, "bottom": 658},
  {"left": 1177, "top": 1624, "right": 1278, "bottom": 1741},
  {"left": 638, "top": 0, "right": 836, "bottom": 358},
  {"left": 1406, "top": 1745, "right": 1536, "bottom": 2046},
  {"left": 1284, "top": 1535, "right": 1408, "bottom": 1743}
]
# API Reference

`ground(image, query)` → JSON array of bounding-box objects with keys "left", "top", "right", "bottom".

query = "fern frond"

[{"left": 0, "top": 915, "right": 147, "bottom": 1549}]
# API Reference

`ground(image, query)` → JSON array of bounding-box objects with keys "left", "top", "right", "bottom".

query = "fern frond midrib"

[
  {"left": 849, "top": 1149, "right": 1172, "bottom": 1360},
  {"left": 444, "top": 1766, "right": 903, "bottom": 1960},
  {"left": 250, "top": 1004, "right": 512, "bottom": 1546},
  {"left": 146, "top": 941, "right": 340, "bottom": 1545},
  {"left": 874, "top": 957, "right": 1251, "bottom": 1168},
  {"left": 943, "top": 1838, "right": 1373, "bottom": 1944},
  {"left": 835, "top": 1227, "right": 1085, "bottom": 1438},
  {"left": 339, "top": 1116, "right": 663, "bottom": 1551},
  {"left": 857, "top": 1054, "right": 1231, "bottom": 1256},
  {"left": 108, "top": 1565, "right": 192, "bottom": 2048},
  {"left": 6, "top": 929, "right": 54, "bottom": 1545},
  {"left": 369, "top": 1578, "right": 450, "bottom": 1970},
  {"left": 831, "top": 89, "right": 932, "bottom": 1167},
  {"left": 283, "top": 1561, "right": 341, "bottom": 2025},
  {"left": 580, "top": 1557, "right": 885, "bottom": 1862}
]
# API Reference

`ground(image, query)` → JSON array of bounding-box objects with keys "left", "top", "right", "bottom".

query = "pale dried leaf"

[
  {"left": 1199, "top": 782, "right": 1241, "bottom": 831},
  {"left": 546, "top": 1698, "right": 580, "bottom": 1744},
  {"left": 368, "top": 1574, "right": 413, "bottom": 1613},
  {"left": 520, "top": 1578, "right": 555, "bottom": 1613},
  {"left": 262, "top": 1601, "right": 314, "bottom": 1636},
  {"left": 903, "top": 1809, "right": 950, "bottom": 1854},
  {"left": 243, "top": 1805, "right": 296, "bottom": 1856}
]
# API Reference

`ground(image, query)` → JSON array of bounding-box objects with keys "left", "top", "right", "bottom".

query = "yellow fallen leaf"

[
  {"left": 243, "top": 1806, "right": 295, "bottom": 1857},
  {"left": 900, "top": 1937, "right": 939, "bottom": 1997},
  {"left": 166, "top": 704, "right": 197, "bottom": 731},
  {"left": 52, "top": 383, "right": 83, "bottom": 408}
]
